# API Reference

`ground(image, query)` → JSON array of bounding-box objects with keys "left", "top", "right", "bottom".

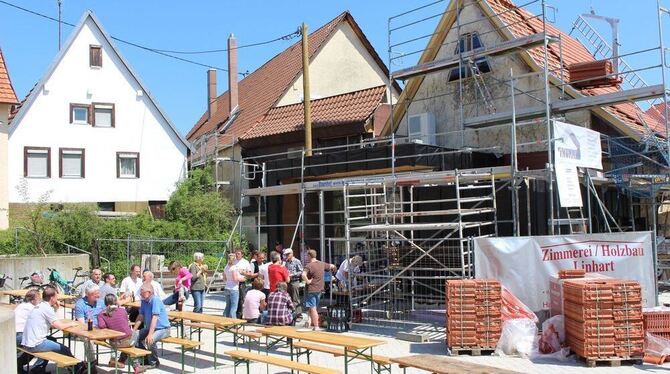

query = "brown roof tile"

[
  {"left": 186, "top": 12, "right": 349, "bottom": 142},
  {"left": 241, "top": 85, "right": 386, "bottom": 142},
  {"left": 487, "top": 0, "right": 658, "bottom": 136},
  {"left": 0, "top": 47, "right": 18, "bottom": 105}
]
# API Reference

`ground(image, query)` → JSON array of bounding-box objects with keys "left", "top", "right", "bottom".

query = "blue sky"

[{"left": 0, "top": 1, "right": 664, "bottom": 136}]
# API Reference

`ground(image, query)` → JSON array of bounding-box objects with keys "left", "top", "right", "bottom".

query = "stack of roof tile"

[
  {"left": 643, "top": 308, "right": 670, "bottom": 340},
  {"left": 558, "top": 269, "right": 586, "bottom": 279},
  {"left": 564, "top": 279, "right": 643, "bottom": 360},
  {"left": 446, "top": 279, "right": 501, "bottom": 350}
]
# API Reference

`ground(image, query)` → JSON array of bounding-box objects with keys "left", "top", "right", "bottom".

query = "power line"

[
  {"left": 0, "top": 0, "right": 297, "bottom": 74},
  {"left": 151, "top": 28, "right": 302, "bottom": 55}
]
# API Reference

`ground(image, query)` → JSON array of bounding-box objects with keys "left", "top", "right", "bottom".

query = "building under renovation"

[{"left": 201, "top": 0, "right": 670, "bottom": 326}]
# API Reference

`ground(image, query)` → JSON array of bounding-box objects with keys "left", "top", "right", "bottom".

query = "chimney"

[
  {"left": 207, "top": 69, "right": 217, "bottom": 120},
  {"left": 227, "top": 34, "right": 239, "bottom": 114}
]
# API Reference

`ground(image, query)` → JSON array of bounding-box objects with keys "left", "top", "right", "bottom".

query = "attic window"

[
  {"left": 448, "top": 33, "right": 491, "bottom": 82},
  {"left": 90, "top": 45, "right": 102, "bottom": 67},
  {"left": 92, "top": 103, "right": 115, "bottom": 127}
]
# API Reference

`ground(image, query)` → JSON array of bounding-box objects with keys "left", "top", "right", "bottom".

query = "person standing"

[
  {"left": 80, "top": 268, "right": 102, "bottom": 296},
  {"left": 99, "top": 273, "right": 118, "bottom": 300},
  {"left": 163, "top": 261, "right": 192, "bottom": 311},
  {"left": 335, "top": 255, "right": 363, "bottom": 290},
  {"left": 14, "top": 289, "right": 41, "bottom": 346},
  {"left": 302, "top": 249, "right": 336, "bottom": 330},
  {"left": 233, "top": 248, "right": 251, "bottom": 319},
  {"left": 268, "top": 252, "right": 289, "bottom": 293},
  {"left": 134, "top": 284, "right": 171, "bottom": 369},
  {"left": 257, "top": 252, "right": 270, "bottom": 297},
  {"left": 222, "top": 253, "right": 242, "bottom": 318},
  {"left": 20, "top": 287, "right": 82, "bottom": 374},
  {"left": 189, "top": 252, "right": 208, "bottom": 313},
  {"left": 283, "top": 248, "right": 303, "bottom": 307}
]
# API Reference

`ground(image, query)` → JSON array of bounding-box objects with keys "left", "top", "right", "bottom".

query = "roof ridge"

[{"left": 271, "top": 84, "right": 387, "bottom": 110}]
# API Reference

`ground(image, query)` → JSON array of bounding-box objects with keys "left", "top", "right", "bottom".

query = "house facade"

[
  {"left": 0, "top": 48, "right": 18, "bottom": 229},
  {"left": 186, "top": 12, "right": 399, "bottom": 247},
  {"left": 8, "top": 12, "right": 189, "bottom": 214}
]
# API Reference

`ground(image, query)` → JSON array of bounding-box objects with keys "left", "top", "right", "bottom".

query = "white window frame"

[
  {"left": 92, "top": 103, "right": 115, "bottom": 128},
  {"left": 59, "top": 148, "right": 84, "bottom": 179},
  {"left": 117, "top": 152, "right": 139, "bottom": 179},
  {"left": 24, "top": 147, "right": 50, "bottom": 178}
]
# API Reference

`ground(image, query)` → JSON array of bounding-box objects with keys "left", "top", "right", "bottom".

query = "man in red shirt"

[{"left": 268, "top": 252, "right": 289, "bottom": 292}]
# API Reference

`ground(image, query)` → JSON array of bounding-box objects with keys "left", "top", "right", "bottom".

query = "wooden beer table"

[
  {"left": 64, "top": 323, "right": 125, "bottom": 374},
  {"left": 261, "top": 326, "right": 385, "bottom": 374},
  {"left": 168, "top": 310, "right": 246, "bottom": 369},
  {"left": 391, "top": 354, "right": 523, "bottom": 374}
]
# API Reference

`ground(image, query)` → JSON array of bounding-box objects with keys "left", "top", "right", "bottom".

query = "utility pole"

[
  {"left": 301, "top": 22, "right": 312, "bottom": 157},
  {"left": 58, "top": 0, "right": 62, "bottom": 50}
]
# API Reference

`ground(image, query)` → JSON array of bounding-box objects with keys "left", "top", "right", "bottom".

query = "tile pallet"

[
  {"left": 563, "top": 279, "right": 643, "bottom": 366},
  {"left": 445, "top": 279, "right": 501, "bottom": 355}
]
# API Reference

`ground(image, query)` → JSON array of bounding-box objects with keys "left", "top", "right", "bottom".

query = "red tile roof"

[
  {"left": 487, "top": 0, "right": 661, "bottom": 136},
  {"left": 187, "top": 11, "right": 392, "bottom": 146},
  {"left": 645, "top": 102, "right": 669, "bottom": 127},
  {"left": 0, "top": 48, "right": 18, "bottom": 105},
  {"left": 240, "top": 85, "right": 386, "bottom": 145}
]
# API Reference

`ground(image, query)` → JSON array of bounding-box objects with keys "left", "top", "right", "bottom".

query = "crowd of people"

[{"left": 14, "top": 245, "right": 359, "bottom": 374}]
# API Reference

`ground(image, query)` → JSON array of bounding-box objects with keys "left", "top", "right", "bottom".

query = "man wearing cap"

[{"left": 283, "top": 248, "right": 303, "bottom": 307}]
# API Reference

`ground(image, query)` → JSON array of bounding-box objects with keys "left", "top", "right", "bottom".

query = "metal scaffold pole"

[
  {"left": 542, "top": 0, "right": 555, "bottom": 235},
  {"left": 510, "top": 68, "right": 519, "bottom": 236},
  {"left": 658, "top": 1, "right": 670, "bottom": 163}
]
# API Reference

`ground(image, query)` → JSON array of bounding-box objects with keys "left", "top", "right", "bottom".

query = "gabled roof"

[
  {"left": 383, "top": 0, "right": 658, "bottom": 138},
  {"left": 0, "top": 47, "right": 18, "bottom": 105},
  {"left": 9, "top": 11, "right": 189, "bottom": 149},
  {"left": 186, "top": 11, "right": 396, "bottom": 144},
  {"left": 240, "top": 85, "right": 386, "bottom": 147}
]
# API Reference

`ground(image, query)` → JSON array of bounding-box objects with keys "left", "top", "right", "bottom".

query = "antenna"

[{"left": 57, "top": 0, "right": 62, "bottom": 50}]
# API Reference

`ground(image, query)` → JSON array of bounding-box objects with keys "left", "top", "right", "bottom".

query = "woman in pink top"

[{"left": 164, "top": 260, "right": 193, "bottom": 311}]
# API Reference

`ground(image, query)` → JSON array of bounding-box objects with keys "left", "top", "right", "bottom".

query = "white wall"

[
  {"left": 9, "top": 18, "right": 187, "bottom": 204},
  {"left": 277, "top": 22, "right": 392, "bottom": 106}
]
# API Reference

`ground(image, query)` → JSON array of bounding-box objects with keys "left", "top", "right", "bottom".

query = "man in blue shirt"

[
  {"left": 133, "top": 283, "right": 171, "bottom": 368},
  {"left": 74, "top": 283, "right": 105, "bottom": 367}
]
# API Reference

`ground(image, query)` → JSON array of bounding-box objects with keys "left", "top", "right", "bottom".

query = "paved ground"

[{"left": 39, "top": 292, "right": 670, "bottom": 373}]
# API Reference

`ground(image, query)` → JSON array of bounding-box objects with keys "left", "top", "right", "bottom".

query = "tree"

[
  {"left": 15, "top": 179, "right": 55, "bottom": 256},
  {"left": 165, "top": 166, "right": 235, "bottom": 236}
]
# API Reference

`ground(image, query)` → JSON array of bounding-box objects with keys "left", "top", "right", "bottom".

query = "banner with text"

[{"left": 474, "top": 232, "right": 654, "bottom": 311}]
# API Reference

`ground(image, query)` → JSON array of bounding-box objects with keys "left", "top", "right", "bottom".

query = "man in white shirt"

[
  {"left": 234, "top": 248, "right": 252, "bottom": 318},
  {"left": 257, "top": 252, "right": 270, "bottom": 297},
  {"left": 135, "top": 270, "right": 166, "bottom": 300},
  {"left": 14, "top": 289, "right": 41, "bottom": 346},
  {"left": 119, "top": 264, "right": 143, "bottom": 298},
  {"left": 335, "top": 255, "right": 363, "bottom": 289},
  {"left": 20, "top": 287, "right": 81, "bottom": 373}
]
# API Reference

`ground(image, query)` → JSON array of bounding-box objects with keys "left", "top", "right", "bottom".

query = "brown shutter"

[
  {"left": 46, "top": 148, "right": 51, "bottom": 178},
  {"left": 81, "top": 149, "right": 85, "bottom": 178},
  {"left": 69, "top": 104, "right": 73, "bottom": 124},
  {"left": 58, "top": 148, "right": 63, "bottom": 178},
  {"left": 23, "top": 147, "right": 27, "bottom": 177},
  {"left": 116, "top": 152, "right": 120, "bottom": 178},
  {"left": 111, "top": 103, "right": 116, "bottom": 127},
  {"left": 136, "top": 153, "right": 140, "bottom": 178},
  {"left": 90, "top": 46, "right": 102, "bottom": 67}
]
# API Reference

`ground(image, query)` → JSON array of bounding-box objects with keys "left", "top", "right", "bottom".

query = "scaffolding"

[{"left": 235, "top": 0, "right": 670, "bottom": 325}]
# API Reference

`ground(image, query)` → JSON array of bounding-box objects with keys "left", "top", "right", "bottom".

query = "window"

[
  {"left": 448, "top": 32, "right": 492, "bottom": 82},
  {"left": 24, "top": 147, "right": 50, "bottom": 178},
  {"left": 97, "top": 202, "right": 115, "bottom": 212},
  {"left": 70, "top": 104, "right": 90, "bottom": 125},
  {"left": 59, "top": 148, "right": 84, "bottom": 178},
  {"left": 117, "top": 152, "right": 139, "bottom": 178},
  {"left": 90, "top": 45, "right": 102, "bottom": 67},
  {"left": 92, "top": 103, "right": 114, "bottom": 127},
  {"left": 408, "top": 113, "right": 436, "bottom": 145}
]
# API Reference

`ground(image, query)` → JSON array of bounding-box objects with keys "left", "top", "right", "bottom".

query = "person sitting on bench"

[
  {"left": 266, "top": 282, "right": 294, "bottom": 326},
  {"left": 133, "top": 284, "right": 171, "bottom": 369},
  {"left": 20, "top": 287, "right": 82, "bottom": 374}
]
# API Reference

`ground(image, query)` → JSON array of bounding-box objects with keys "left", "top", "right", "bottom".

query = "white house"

[{"left": 9, "top": 11, "right": 189, "bottom": 214}]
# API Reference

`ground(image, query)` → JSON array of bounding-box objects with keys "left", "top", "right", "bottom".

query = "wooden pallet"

[
  {"left": 448, "top": 346, "right": 495, "bottom": 356},
  {"left": 578, "top": 356, "right": 643, "bottom": 368}
]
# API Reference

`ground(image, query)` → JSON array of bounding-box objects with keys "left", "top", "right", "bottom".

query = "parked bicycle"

[{"left": 47, "top": 267, "right": 89, "bottom": 295}]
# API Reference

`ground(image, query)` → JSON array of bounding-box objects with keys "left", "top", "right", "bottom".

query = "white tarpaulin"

[
  {"left": 553, "top": 120, "right": 603, "bottom": 170},
  {"left": 474, "top": 232, "right": 654, "bottom": 311}
]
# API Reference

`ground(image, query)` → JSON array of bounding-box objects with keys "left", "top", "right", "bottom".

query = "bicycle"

[{"left": 48, "top": 267, "right": 89, "bottom": 295}]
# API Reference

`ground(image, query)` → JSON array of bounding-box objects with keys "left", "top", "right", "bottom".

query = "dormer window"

[
  {"left": 90, "top": 45, "right": 102, "bottom": 67},
  {"left": 448, "top": 32, "right": 491, "bottom": 82}
]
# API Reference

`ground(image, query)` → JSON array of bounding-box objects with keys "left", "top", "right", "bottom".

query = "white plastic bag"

[
  {"left": 533, "top": 315, "right": 570, "bottom": 360},
  {"left": 495, "top": 318, "right": 538, "bottom": 358}
]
